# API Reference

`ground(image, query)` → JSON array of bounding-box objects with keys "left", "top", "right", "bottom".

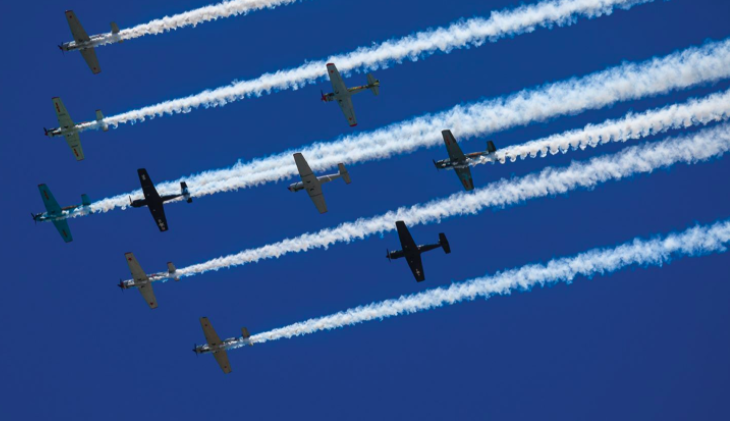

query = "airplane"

[
  {"left": 193, "top": 317, "right": 253, "bottom": 374},
  {"left": 288, "top": 153, "right": 350, "bottom": 214},
  {"left": 59, "top": 10, "right": 122, "bottom": 74},
  {"left": 321, "top": 63, "right": 380, "bottom": 127},
  {"left": 129, "top": 169, "right": 192, "bottom": 232},
  {"left": 45, "top": 97, "right": 108, "bottom": 161},
  {"left": 32, "top": 184, "right": 90, "bottom": 243},
  {"left": 118, "top": 252, "right": 179, "bottom": 309},
  {"left": 433, "top": 130, "right": 498, "bottom": 191},
  {"left": 386, "top": 221, "right": 451, "bottom": 282}
]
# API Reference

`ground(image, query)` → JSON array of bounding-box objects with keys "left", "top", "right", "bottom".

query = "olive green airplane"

[
  {"left": 45, "top": 97, "right": 107, "bottom": 161},
  {"left": 288, "top": 153, "right": 350, "bottom": 214},
  {"left": 32, "top": 184, "right": 90, "bottom": 243},
  {"left": 193, "top": 317, "right": 253, "bottom": 374},
  {"left": 321, "top": 63, "right": 380, "bottom": 127}
]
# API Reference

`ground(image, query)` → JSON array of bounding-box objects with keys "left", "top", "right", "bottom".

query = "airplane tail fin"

[
  {"left": 81, "top": 194, "right": 91, "bottom": 207},
  {"left": 367, "top": 74, "right": 380, "bottom": 96},
  {"left": 338, "top": 164, "right": 351, "bottom": 184},
  {"left": 181, "top": 182, "right": 193, "bottom": 203},
  {"left": 242, "top": 327, "right": 251, "bottom": 339},
  {"left": 439, "top": 233, "right": 451, "bottom": 254},
  {"left": 111, "top": 22, "right": 122, "bottom": 41},
  {"left": 96, "top": 110, "right": 108, "bottom": 131},
  {"left": 487, "top": 140, "right": 497, "bottom": 153},
  {"left": 168, "top": 262, "right": 179, "bottom": 281}
]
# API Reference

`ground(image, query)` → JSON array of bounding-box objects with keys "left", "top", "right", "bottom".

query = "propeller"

[
  {"left": 30, "top": 213, "right": 37, "bottom": 224},
  {"left": 43, "top": 127, "right": 49, "bottom": 136},
  {"left": 386, "top": 249, "right": 391, "bottom": 262},
  {"left": 128, "top": 196, "right": 132, "bottom": 206},
  {"left": 57, "top": 44, "right": 65, "bottom": 54},
  {"left": 192, "top": 344, "right": 199, "bottom": 355},
  {"left": 117, "top": 279, "right": 125, "bottom": 292},
  {"left": 320, "top": 90, "right": 327, "bottom": 102}
]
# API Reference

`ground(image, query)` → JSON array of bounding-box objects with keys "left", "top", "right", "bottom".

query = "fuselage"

[
  {"left": 435, "top": 151, "right": 497, "bottom": 169},
  {"left": 60, "top": 33, "right": 111, "bottom": 52},
  {"left": 33, "top": 204, "right": 88, "bottom": 222},
  {"left": 194, "top": 337, "right": 251, "bottom": 354},
  {"left": 130, "top": 194, "right": 181, "bottom": 208},
  {"left": 288, "top": 173, "right": 341, "bottom": 192},
  {"left": 321, "top": 81, "right": 380, "bottom": 102},
  {"left": 387, "top": 243, "right": 441, "bottom": 260}
]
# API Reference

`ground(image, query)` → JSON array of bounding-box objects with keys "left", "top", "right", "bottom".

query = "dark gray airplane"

[
  {"left": 386, "top": 221, "right": 451, "bottom": 282},
  {"left": 433, "top": 130, "right": 497, "bottom": 191},
  {"left": 129, "top": 169, "right": 192, "bottom": 232}
]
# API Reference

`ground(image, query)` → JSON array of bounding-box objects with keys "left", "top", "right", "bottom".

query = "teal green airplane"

[{"left": 32, "top": 184, "right": 90, "bottom": 243}]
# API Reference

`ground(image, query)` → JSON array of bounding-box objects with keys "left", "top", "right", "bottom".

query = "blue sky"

[{"left": 2, "top": 0, "right": 730, "bottom": 419}]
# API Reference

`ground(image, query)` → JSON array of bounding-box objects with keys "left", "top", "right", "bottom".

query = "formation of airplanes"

[{"left": 37, "top": 9, "right": 509, "bottom": 374}]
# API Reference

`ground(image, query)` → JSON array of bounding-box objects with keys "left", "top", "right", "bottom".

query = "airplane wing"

[
  {"left": 138, "top": 169, "right": 161, "bottom": 201},
  {"left": 213, "top": 351, "right": 232, "bottom": 374},
  {"left": 138, "top": 283, "right": 158, "bottom": 309},
  {"left": 38, "top": 184, "right": 62, "bottom": 214},
  {"left": 294, "top": 153, "right": 328, "bottom": 213},
  {"left": 406, "top": 253, "right": 426, "bottom": 282},
  {"left": 326, "top": 63, "right": 348, "bottom": 94},
  {"left": 125, "top": 252, "right": 158, "bottom": 309},
  {"left": 200, "top": 318, "right": 232, "bottom": 373},
  {"left": 442, "top": 130, "right": 467, "bottom": 161},
  {"left": 336, "top": 96, "right": 358, "bottom": 127},
  {"left": 454, "top": 166, "right": 475, "bottom": 191},
  {"left": 65, "top": 11, "right": 90, "bottom": 43},
  {"left": 80, "top": 48, "right": 101, "bottom": 75},
  {"left": 138, "top": 169, "right": 168, "bottom": 231},
  {"left": 147, "top": 202, "right": 169, "bottom": 232},
  {"left": 396, "top": 221, "right": 417, "bottom": 253},
  {"left": 51, "top": 219, "right": 73, "bottom": 243},
  {"left": 52, "top": 98, "right": 84, "bottom": 160}
]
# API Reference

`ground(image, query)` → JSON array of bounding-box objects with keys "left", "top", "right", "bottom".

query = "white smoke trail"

[
  {"left": 242, "top": 217, "right": 730, "bottom": 346},
  {"left": 136, "top": 123, "right": 730, "bottom": 284},
  {"left": 87, "top": 61, "right": 730, "bottom": 218},
  {"left": 86, "top": 0, "right": 306, "bottom": 47},
  {"left": 78, "top": 0, "right": 652, "bottom": 131}
]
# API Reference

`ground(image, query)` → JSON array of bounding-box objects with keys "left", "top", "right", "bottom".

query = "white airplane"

[
  {"left": 118, "top": 253, "right": 179, "bottom": 309},
  {"left": 193, "top": 317, "right": 253, "bottom": 374},
  {"left": 288, "top": 153, "right": 351, "bottom": 214},
  {"left": 58, "top": 10, "right": 122, "bottom": 74},
  {"left": 321, "top": 63, "right": 380, "bottom": 127},
  {"left": 45, "top": 97, "right": 107, "bottom": 161}
]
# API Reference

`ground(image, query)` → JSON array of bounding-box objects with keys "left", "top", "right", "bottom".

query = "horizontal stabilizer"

[
  {"left": 367, "top": 74, "right": 380, "bottom": 96},
  {"left": 487, "top": 141, "right": 497, "bottom": 153},
  {"left": 168, "top": 262, "right": 179, "bottom": 281},
  {"left": 338, "top": 163, "right": 351, "bottom": 184},
  {"left": 96, "top": 110, "right": 108, "bottom": 131},
  {"left": 181, "top": 182, "right": 192, "bottom": 203},
  {"left": 439, "top": 233, "right": 451, "bottom": 254}
]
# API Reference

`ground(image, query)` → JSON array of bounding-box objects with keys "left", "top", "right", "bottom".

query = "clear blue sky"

[{"left": 2, "top": 0, "right": 730, "bottom": 419}]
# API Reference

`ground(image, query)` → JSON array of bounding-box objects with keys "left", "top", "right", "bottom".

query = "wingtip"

[{"left": 350, "top": 123, "right": 358, "bottom": 127}]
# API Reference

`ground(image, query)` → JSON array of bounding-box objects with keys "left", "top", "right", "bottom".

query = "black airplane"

[
  {"left": 386, "top": 221, "right": 451, "bottom": 282},
  {"left": 130, "top": 168, "right": 192, "bottom": 232}
]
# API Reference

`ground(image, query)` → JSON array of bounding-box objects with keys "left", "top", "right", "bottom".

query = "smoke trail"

[
  {"left": 241, "top": 217, "right": 730, "bottom": 346},
  {"left": 88, "top": 74, "right": 730, "bottom": 218},
  {"left": 135, "top": 123, "right": 730, "bottom": 284},
  {"left": 85, "top": 0, "right": 307, "bottom": 47},
  {"left": 78, "top": 0, "right": 652, "bottom": 131}
]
